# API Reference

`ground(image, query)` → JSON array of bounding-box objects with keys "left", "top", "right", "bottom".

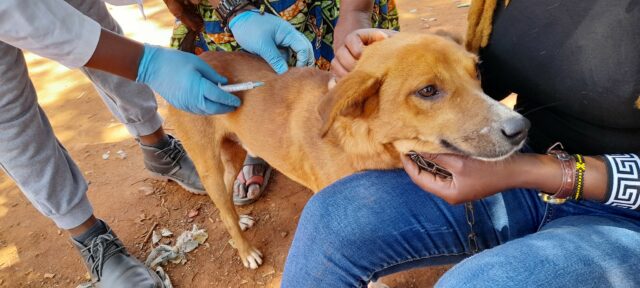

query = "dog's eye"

[{"left": 417, "top": 85, "right": 439, "bottom": 98}]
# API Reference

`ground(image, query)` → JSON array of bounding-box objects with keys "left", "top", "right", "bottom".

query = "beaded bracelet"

[{"left": 571, "top": 154, "right": 586, "bottom": 201}]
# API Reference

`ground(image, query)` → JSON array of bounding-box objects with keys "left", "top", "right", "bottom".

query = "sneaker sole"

[{"left": 149, "top": 172, "right": 207, "bottom": 195}]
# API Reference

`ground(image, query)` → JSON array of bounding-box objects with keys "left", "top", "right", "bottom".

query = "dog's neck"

[{"left": 321, "top": 115, "right": 403, "bottom": 175}]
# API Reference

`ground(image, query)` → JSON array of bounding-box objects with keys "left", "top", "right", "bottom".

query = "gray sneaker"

[
  {"left": 72, "top": 228, "right": 163, "bottom": 288},
  {"left": 140, "top": 135, "right": 206, "bottom": 194}
]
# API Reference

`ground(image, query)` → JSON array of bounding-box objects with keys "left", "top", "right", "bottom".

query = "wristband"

[
  {"left": 602, "top": 154, "right": 640, "bottom": 209},
  {"left": 541, "top": 142, "right": 576, "bottom": 204}
]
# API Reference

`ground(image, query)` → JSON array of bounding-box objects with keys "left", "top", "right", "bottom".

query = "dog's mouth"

[
  {"left": 439, "top": 139, "right": 469, "bottom": 156},
  {"left": 438, "top": 138, "right": 524, "bottom": 161}
]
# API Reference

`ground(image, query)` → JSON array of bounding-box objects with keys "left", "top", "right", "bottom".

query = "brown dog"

[{"left": 168, "top": 32, "right": 529, "bottom": 268}]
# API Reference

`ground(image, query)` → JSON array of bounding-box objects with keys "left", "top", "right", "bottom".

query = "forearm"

[
  {"left": 334, "top": 0, "right": 373, "bottom": 49},
  {"left": 85, "top": 29, "right": 144, "bottom": 81},
  {"left": 515, "top": 154, "right": 608, "bottom": 202}
]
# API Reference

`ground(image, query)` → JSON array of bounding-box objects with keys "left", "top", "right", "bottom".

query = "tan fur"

[{"left": 169, "top": 32, "right": 524, "bottom": 268}]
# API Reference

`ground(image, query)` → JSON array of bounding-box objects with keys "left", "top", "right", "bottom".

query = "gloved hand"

[
  {"left": 229, "top": 11, "right": 315, "bottom": 74},
  {"left": 137, "top": 44, "right": 241, "bottom": 115}
]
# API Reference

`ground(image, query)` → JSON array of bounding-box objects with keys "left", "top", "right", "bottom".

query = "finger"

[
  {"left": 201, "top": 80, "right": 241, "bottom": 107},
  {"left": 279, "top": 29, "right": 315, "bottom": 68},
  {"left": 194, "top": 58, "right": 228, "bottom": 84},
  {"left": 202, "top": 99, "right": 237, "bottom": 114},
  {"left": 342, "top": 32, "right": 366, "bottom": 60},
  {"left": 401, "top": 154, "right": 451, "bottom": 196},
  {"left": 334, "top": 45, "right": 358, "bottom": 73},
  {"left": 258, "top": 44, "right": 289, "bottom": 74},
  {"left": 330, "top": 58, "right": 350, "bottom": 79},
  {"left": 343, "top": 29, "right": 393, "bottom": 60},
  {"left": 418, "top": 153, "right": 464, "bottom": 171}
]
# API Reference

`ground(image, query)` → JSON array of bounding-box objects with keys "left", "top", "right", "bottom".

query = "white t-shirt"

[{"left": 0, "top": 0, "right": 142, "bottom": 68}]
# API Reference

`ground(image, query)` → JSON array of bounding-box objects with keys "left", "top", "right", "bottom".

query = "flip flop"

[{"left": 233, "top": 156, "right": 273, "bottom": 206}]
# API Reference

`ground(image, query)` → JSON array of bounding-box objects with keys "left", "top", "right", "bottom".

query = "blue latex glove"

[
  {"left": 229, "top": 10, "right": 315, "bottom": 74},
  {"left": 136, "top": 44, "right": 241, "bottom": 115}
]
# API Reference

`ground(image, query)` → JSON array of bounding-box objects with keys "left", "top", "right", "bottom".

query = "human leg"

[
  {"left": 0, "top": 40, "right": 161, "bottom": 287},
  {"left": 281, "top": 169, "right": 546, "bottom": 287},
  {"left": 67, "top": 0, "right": 205, "bottom": 194}
]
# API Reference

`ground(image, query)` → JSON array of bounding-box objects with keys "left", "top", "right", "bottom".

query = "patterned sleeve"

[{"left": 602, "top": 154, "right": 640, "bottom": 210}]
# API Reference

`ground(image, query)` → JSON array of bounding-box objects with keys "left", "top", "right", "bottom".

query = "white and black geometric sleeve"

[{"left": 603, "top": 154, "right": 640, "bottom": 210}]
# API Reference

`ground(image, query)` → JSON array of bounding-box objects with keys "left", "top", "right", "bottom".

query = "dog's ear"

[
  {"left": 434, "top": 30, "right": 464, "bottom": 46},
  {"left": 318, "top": 71, "right": 381, "bottom": 137}
]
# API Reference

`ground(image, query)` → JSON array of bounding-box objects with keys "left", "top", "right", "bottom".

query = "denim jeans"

[{"left": 281, "top": 170, "right": 640, "bottom": 287}]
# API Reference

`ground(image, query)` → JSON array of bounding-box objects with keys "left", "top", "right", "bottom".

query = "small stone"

[
  {"left": 44, "top": 273, "right": 55, "bottom": 279},
  {"left": 409, "top": 8, "right": 418, "bottom": 13},
  {"left": 116, "top": 150, "right": 127, "bottom": 159},
  {"left": 280, "top": 231, "right": 288, "bottom": 238},
  {"left": 428, "top": 17, "right": 437, "bottom": 22},
  {"left": 57, "top": 230, "right": 62, "bottom": 235},
  {"left": 261, "top": 265, "right": 275, "bottom": 277},
  {"left": 160, "top": 228, "right": 173, "bottom": 237},
  {"left": 152, "top": 230, "right": 161, "bottom": 244},
  {"left": 102, "top": 151, "right": 110, "bottom": 160},
  {"left": 139, "top": 186, "right": 154, "bottom": 196},
  {"left": 187, "top": 208, "right": 199, "bottom": 218}
]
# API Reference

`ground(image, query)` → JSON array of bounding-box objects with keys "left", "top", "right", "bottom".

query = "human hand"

[
  {"left": 401, "top": 153, "right": 531, "bottom": 204},
  {"left": 229, "top": 11, "right": 315, "bottom": 74},
  {"left": 136, "top": 44, "right": 241, "bottom": 115},
  {"left": 331, "top": 28, "right": 397, "bottom": 79},
  {"left": 333, "top": 10, "right": 372, "bottom": 52}
]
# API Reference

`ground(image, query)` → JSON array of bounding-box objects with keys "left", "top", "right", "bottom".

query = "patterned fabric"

[
  {"left": 169, "top": 0, "right": 399, "bottom": 70},
  {"left": 604, "top": 154, "right": 640, "bottom": 210}
]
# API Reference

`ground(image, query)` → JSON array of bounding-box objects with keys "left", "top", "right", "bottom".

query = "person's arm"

[
  {"left": 0, "top": 0, "right": 102, "bottom": 68},
  {"left": 333, "top": 0, "right": 374, "bottom": 51},
  {"left": 0, "top": 0, "right": 240, "bottom": 115},
  {"left": 400, "top": 152, "right": 613, "bottom": 205}
]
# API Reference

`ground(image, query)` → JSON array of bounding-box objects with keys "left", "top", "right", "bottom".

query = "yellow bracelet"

[{"left": 572, "top": 154, "right": 586, "bottom": 200}]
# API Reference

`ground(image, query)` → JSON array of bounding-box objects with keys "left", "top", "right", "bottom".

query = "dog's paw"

[
  {"left": 238, "top": 214, "right": 255, "bottom": 231},
  {"left": 368, "top": 280, "right": 391, "bottom": 288},
  {"left": 241, "top": 247, "right": 263, "bottom": 269}
]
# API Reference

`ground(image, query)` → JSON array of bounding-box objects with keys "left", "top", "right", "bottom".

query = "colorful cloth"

[{"left": 169, "top": 0, "right": 399, "bottom": 70}]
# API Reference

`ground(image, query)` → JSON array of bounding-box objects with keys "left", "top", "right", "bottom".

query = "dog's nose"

[{"left": 500, "top": 117, "right": 530, "bottom": 144}]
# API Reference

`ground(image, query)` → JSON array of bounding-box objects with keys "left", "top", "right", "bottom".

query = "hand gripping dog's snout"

[{"left": 500, "top": 116, "right": 530, "bottom": 145}]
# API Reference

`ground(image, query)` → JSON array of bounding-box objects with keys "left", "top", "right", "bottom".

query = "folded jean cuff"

[
  {"left": 123, "top": 112, "right": 164, "bottom": 137},
  {"left": 50, "top": 194, "right": 94, "bottom": 230}
]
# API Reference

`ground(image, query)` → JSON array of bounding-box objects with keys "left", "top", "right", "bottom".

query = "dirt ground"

[{"left": 0, "top": 0, "right": 469, "bottom": 287}]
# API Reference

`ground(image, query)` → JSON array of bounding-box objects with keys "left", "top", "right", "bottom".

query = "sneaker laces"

[
  {"left": 82, "top": 233, "right": 125, "bottom": 281},
  {"left": 155, "top": 137, "right": 186, "bottom": 167}
]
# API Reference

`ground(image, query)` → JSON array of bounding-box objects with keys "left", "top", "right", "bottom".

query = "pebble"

[
  {"left": 280, "top": 231, "right": 288, "bottom": 238},
  {"left": 44, "top": 273, "right": 55, "bottom": 279},
  {"left": 187, "top": 209, "right": 199, "bottom": 218},
  {"left": 409, "top": 8, "right": 418, "bottom": 13},
  {"left": 116, "top": 150, "right": 127, "bottom": 159},
  {"left": 101, "top": 151, "right": 110, "bottom": 160}
]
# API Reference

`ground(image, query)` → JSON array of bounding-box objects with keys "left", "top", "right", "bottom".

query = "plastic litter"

[{"left": 145, "top": 225, "right": 208, "bottom": 268}]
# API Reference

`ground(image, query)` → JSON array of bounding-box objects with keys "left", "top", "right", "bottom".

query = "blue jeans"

[{"left": 281, "top": 170, "right": 640, "bottom": 287}]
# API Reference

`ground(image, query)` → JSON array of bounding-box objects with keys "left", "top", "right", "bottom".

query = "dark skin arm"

[
  {"left": 84, "top": 29, "right": 144, "bottom": 81},
  {"left": 333, "top": 0, "right": 374, "bottom": 50},
  {"left": 401, "top": 153, "right": 608, "bottom": 205}
]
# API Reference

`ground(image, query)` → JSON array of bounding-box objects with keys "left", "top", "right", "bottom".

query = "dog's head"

[{"left": 320, "top": 32, "right": 529, "bottom": 160}]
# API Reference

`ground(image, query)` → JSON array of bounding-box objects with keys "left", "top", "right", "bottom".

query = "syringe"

[{"left": 218, "top": 81, "right": 265, "bottom": 92}]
